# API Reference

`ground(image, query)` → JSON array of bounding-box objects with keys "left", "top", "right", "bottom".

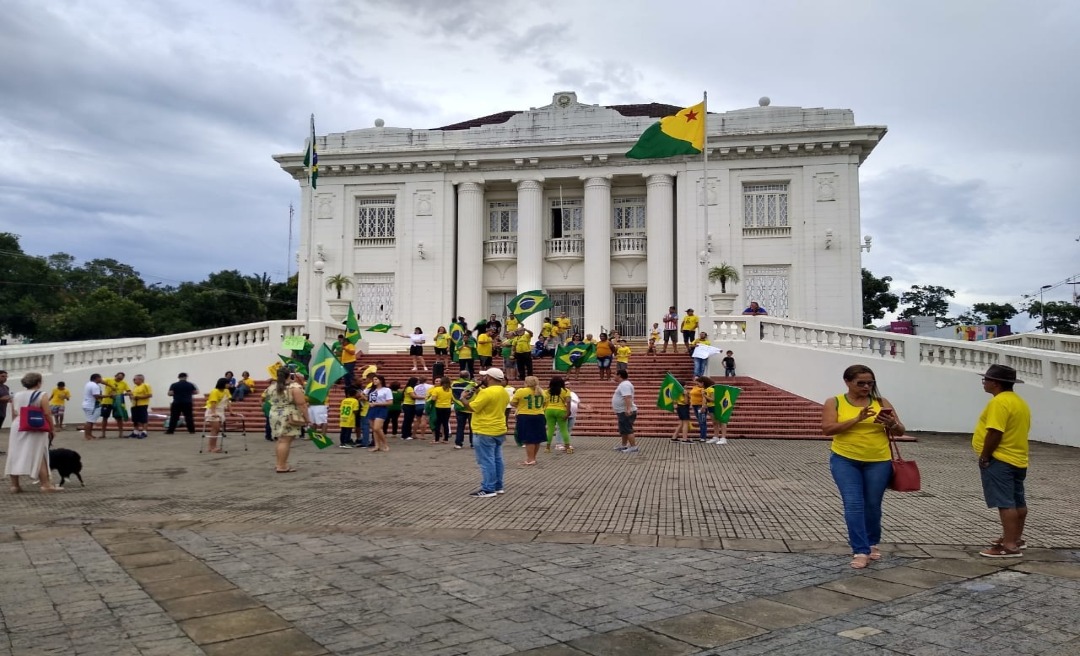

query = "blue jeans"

[
  {"left": 358, "top": 417, "right": 372, "bottom": 447},
  {"left": 454, "top": 409, "right": 472, "bottom": 446},
  {"left": 474, "top": 434, "right": 505, "bottom": 493},
  {"left": 693, "top": 358, "right": 707, "bottom": 378},
  {"left": 830, "top": 453, "right": 893, "bottom": 555},
  {"left": 694, "top": 406, "right": 709, "bottom": 441}
]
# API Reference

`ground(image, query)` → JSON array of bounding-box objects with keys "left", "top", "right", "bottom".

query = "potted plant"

[
  {"left": 325, "top": 274, "right": 353, "bottom": 299},
  {"left": 706, "top": 263, "right": 740, "bottom": 315},
  {"left": 324, "top": 274, "right": 353, "bottom": 321}
]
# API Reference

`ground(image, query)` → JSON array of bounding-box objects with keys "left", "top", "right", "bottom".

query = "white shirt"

[
  {"left": 413, "top": 383, "right": 430, "bottom": 402},
  {"left": 82, "top": 381, "right": 102, "bottom": 409},
  {"left": 410, "top": 334, "right": 426, "bottom": 346},
  {"left": 569, "top": 391, "right": 580, "bottom": 418},
  {"left": 504, "top": 386, "right": 516, "bottom": 409},
  {"left": 611, "top": 380, "right": 637, "bottom": 414},
  {"left": 369, "top": 387, "right": 393, "bottom": 405}
]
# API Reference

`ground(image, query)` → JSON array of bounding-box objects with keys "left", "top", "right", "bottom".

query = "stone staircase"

[{"left": 146, "top": 350, "right": 831, "bottom": 440}]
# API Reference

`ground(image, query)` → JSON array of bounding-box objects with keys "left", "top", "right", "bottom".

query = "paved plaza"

[{"left": 2, "top": 432, "right": 1080, "bottom": 655}]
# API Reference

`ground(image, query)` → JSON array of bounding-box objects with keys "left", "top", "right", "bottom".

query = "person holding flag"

[
  {"left": 394, "top": 327, "right": 428, "bottom": 372},
  {"left": 708, "top": 382, "right": 741, "bottom": 445},
  {"left": 506, "top": 290, "right": 553, "bottom": 325},
  {"left": 336, "top": 334, "right": 357, "bottom": 388},
  {"left": 690, "top": 377, "right": 712, "bottom": 443},
  {"left": 554, "top": 333, "right": 595, "bottom": 382}
]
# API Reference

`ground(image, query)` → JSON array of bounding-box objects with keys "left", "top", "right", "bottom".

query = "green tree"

[
  {"left": 1026, "top": 301, "right": 1080, "bottom": 335},
  {"left": 956, "top": 302, "right": 1018, "bottom": 327},
  {"left": 861, "top": 268, "right": 900, "bottom": 326},
  {"left": 37, "top": 288, "right": 154, "bottom": 341},
  {"left": 899, "top": 284, "right": 956, "bottom": 326},
  {"left": 0, "top": 232, "right": 63, "bottom": 337}
]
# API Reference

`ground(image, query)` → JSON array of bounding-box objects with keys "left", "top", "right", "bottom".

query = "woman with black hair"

[
  {"left": 544, "top": 376, "right": 573, "bottom": 454},
  {"left": 401, "top": 376, "right": 419, "bottom": 440}
]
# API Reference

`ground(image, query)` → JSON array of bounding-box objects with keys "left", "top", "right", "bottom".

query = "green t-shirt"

[{"left": 390, "top": 390, "right": 404, "bottom": 411}]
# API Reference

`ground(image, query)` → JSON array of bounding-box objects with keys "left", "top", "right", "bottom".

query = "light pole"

[{"left": 1039, "top": 284, "right": 1052, "bottom": 333}]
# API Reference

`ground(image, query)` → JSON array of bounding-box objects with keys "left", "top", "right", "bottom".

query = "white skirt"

[{"left": 4, "top": 425, "right": 50, "bottom": 477}]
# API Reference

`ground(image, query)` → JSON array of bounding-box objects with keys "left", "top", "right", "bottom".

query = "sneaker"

[
  {"left": 469, "top": 490, "right": 497, "bottom": 498},
  {"left": 405, "top": 437, "right": 414, "bottom": 440},
  {"left": 566, "top": 445, "right": 574, "bottom": 454},
  {"left": 495, "top": 489, "right": 505, "bottom": 495},
  {"left": 613, "top": 445, "right": 627, "bottom": 451},
  {"left": 555, "top": 444, "right": 565, "bottom": 451},
  {"left": 454, "top": 445, "right": 462, "bottom": 449},
  {"left": 339, "top": 444, "right": 354, "bottom": 449},
  {"left": 623, "top": 446, "right": 640, "bottom": 453},
  {"left": 125, "top": 433, "right": 138, "bottom": 439},
  {"left": 716, "top": 438, "right": 728, "bottom": 445},
  {"left": 706, "top": 438, "right": 720, "bottom": 444}
]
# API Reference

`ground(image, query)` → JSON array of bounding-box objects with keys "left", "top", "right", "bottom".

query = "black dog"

[{"left": 49, "top": 448, "right": 84, "bottom": 487}]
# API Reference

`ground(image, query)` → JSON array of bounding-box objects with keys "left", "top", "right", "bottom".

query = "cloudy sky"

[{"left": 2, "top": 0, "right": 1077, "bottom": 324}]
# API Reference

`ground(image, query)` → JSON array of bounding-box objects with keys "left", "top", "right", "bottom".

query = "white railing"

[
  {"left": 483, "top": 239, "right": 517, "bottom": 259},
  {"left": 611, "top": 235, "right": 647, "bottom": 256},
  {"left": 354, "top": 237, "right": 395, "bottom": 247},
  {"left": 743, "top": 226, "right": 792, "bottom": 238},
  {"left": 991, "top": 333, "right": 1080, "bottom": 355},
  {"left": 545, "top": 237, "right": 584, "bottom": 258}
]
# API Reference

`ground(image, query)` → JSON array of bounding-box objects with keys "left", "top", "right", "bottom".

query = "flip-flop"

[
  {"left": 275, "top": 468, "right": 297, "bottom": 473},
  {"left": 869, "top": 546, "right": 882, "bottom": 561},
  {"left": 979, "top": 546, "right": 1022, "bottom": 558},
  {"left": 991, "top": 538, "right": 1026, "bottom": 549}
]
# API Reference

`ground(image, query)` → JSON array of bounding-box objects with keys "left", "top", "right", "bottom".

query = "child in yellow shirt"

[
  {"left": 49, "top": 382, "right": 71, "bottom": 430},
  {"left": 339, "top": 388, "right": 360, "bottom": 448},
  {"left": 648, "top": 323, "right": 659, "bottom": 358},
  {"left": 615, "top": 340, "right": 632, "bottom": 373}
]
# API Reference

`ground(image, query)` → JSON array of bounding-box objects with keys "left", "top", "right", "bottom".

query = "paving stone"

[
  {"left": 475, "top": 529, "right": 540, "bottom": 543},
  {"left": 644, "top": 610, "right": 765, "bottom": 648},
  {"left": 819, "top": 576, "right": 923, "bottom": 602},
  {"left": 159, "top": 589, "right": 264, "bottom": 621},
  {"left": 907, "top": 558, "right": 1003, "bottom": 579},
  {"left": 16, "top": 527, "right": 88, "bottom": 541},
  {"left": 513, "top": 645, "right": 591, "bottom": 656},
  {"left": 201, "top": 628, "right": 328, "bottom": 656},
  {"left": 141, "top": 574, "right": 235, "bottom": 601},
  {"left": 567, "top": 627, "right": 697, "bottom": 655},
  {"left": 417, "top": 528, "right": 482, "bottom": 541},
  {"left": 1013, "top": 561, "right": 1080, "bottom": 579},
  {"left": 113, "top": 549, "right": 195, "bottom": 569},
  {"left": 179, "top": 607, "right": 291, "bottom": 644},
  {"left": 128, "top": 560, "right": 217, "bottom": 583},
  {"left": 533, "top": 532, "right": 598, "bottom": 545},
  {"left": 768, "top": 586, "right": 878, "bottom": 614},
  {"left": 865, "top": 565, "right": 964, "bottom": 589},
  {"left": 1019, "top": 548, "right": 1080, "bottom": 562},
  {"left": 594, "top": 534, "right": 658, "bottom": 547},
  {"left": 708, "top": 598, "right": 829, "bottom": 629},
  {"left": 784, "top": 540, "right": 852, "bottom": 556},
  {"left": 721, "top": 538, "right": 790, "bottom": 552},
  {"left": 103, "top": 539, "right": 177, "bottom": 556}
]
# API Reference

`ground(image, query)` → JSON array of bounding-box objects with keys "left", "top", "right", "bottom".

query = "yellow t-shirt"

[
  {"left": 49, "top": 388, "right": 71, "bottom": 406},
  {"left": 428, "top": 386, "right": 455, "bottom": 409},
  {"left": 692, "top": 338, "right": 711, "bottom": 348},
  {"left": 689, "top": 386, "right": 705, "bottom": 406},
  {"left": 434, "top": 333, "right": 449, "bottom": 349},
  {"left": 616, "top": 346, "right": 632, "bottom": 363},
  {"left": 339, "top": 398, "right": 359, "bottom": 429},
  {"left": 457, "top": 343, "right": 473, "bottom": 359},
  {"left": 830, "top": 395, "right": 889, "bottom": 462},
  {"left": 972, "top": 391, "right": 1031, "bottom": 468},
  {"left": 403, "top": 386, "right": 415, "bottom": 404},
  {"left": 558, "top": 317, "right": 572, "bottom": 331},
  {"left": 341, "top": 343, "right": 357, "bottom": 365},
  {"left": 544, "top": 389, "right": 571, "bottom": 412},
  {"left": 595, "top": 340, "right": 613, "bottom": 358},
  {"left": 704, "top": 387, "right": 715, "bottom": 408},
  {"left": 206, "top": 388, "right": 228, "bottom": 410},
  {"left": 241, "top": 377, "right": 256, "bottom": 390},
  {"left": 649, "top": 329, "right": 660, "bottom": 342},
  {"left": 100, "top": 378, "right": 129, "bottom": 405},
  {"left": 681, "top": 315, "right": 700, "bottom": 331},
  {"left": 505, "top": 316, "right": 519, "bottom": 332},
  {"left": 469, "top": 385, "right": 510, "bottom": 435},
  {"left": 132, "top": 383, "right": 152, "bottom": 407},
  {"left": 477, "top": 333, "right": 493, "bottom": 357},
  {"left": 514, "top": 333, "right": 533, "bottom": 353},
  {"left": 359, "top": 386, "right": 371, "bottom": 416},
  {"left": 512, "top": 387, "right": 546, "bottom": 415}
]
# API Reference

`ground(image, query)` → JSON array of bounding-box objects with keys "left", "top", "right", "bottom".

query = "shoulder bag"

[{"left": 887, "top": 437, "right": 921, "bottom": 492}]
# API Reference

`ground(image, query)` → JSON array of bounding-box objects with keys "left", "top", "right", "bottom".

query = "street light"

[{"left": 1039, "top": 284, "right": 1052, "bottom": 333}]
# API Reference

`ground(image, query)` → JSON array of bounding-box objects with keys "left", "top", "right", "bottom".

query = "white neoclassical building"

[{"left": 274, "top": 91, "right": 887, "bottom": 340}]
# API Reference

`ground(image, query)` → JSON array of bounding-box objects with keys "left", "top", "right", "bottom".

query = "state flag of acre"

[
  {"left": 712, "top": 384, "right": 741, "bottom": 423},
  {"left": 626, "top": 102, "right": 705, "bottom": 159},
  {"left": 656, "top": 373, "right": 684, "bottom": 413},
  {"left": 305, "top": 344, "right": 346, "bottom": 404}
]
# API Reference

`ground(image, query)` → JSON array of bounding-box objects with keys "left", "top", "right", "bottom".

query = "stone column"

[
  {"left": 646, "top": 173, "right": 675, "bottom": 329},
  {"left": 515, "top": 179, "right": 545, "bottom": 334},
  {"left": 455, "top": 181, "right": 485, "bottom": 322},
  {"left": 582, "top": 176, "right": 612, "bottom": 334}
]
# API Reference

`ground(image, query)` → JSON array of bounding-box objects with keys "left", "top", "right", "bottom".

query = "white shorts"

[
  {"left": 83, "top": 406, "right": 101, "bottom": 422},
  {"left": 308, "top": 406, "right": 328, "bottom": 425}
]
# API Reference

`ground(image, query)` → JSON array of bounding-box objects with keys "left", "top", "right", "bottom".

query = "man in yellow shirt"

[
  {"left": 973, "top": 364, "right": 1032, "bottom": 559},
  {"left": 477, "top": 328, "right": 494, "bottom": 368},
  {"left": 464, "top": 368, "right": 511, "bottom": 497},
  {"left": 129, "top": 374, "right": 152, "bottom": 439},
  {"left": 338, "top": 334, "right": 357, "bottom": 387},
  {"left": 680, "top": 309, "right": 700, "bottom": 354},
  {"left": 512, "top": 328, "right": 534, "bottom": 379},
  {"left": 100, "top": 372, "right": 130, "bottom": 439},
  {"left": 49, "top": 382, "right": 71, "bottom": 431},
  {"left": 557, "top": 312, "right": 572, "bottom": 344},
  {"left": 505, "top": 315, "right": 519, "bottom": 334}
]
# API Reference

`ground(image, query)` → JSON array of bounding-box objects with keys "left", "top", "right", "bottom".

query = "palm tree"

[
  {"left": 707, "top": 263, "right": 740, "bottom": 293},
  {"left": 325, "top": 274, "right": 353, "bottom": 300}
]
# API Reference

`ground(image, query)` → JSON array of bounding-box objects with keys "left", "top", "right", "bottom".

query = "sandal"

[
  {"left": 850, "top": 554, "right": 870, "bottom": 569},
  {"left": 979, "top": 545, "right": 1023, "bottom": 559},
  {"left": 869, "top": 546, "right": 882, "bottom": 561},
  {"left": 991, "top": 538, "right": 1026, "bottom": 550},
  {"left": 521, "top": 461, "right": 537, "bottom": 466},
  {"left": 275, "top": 468, "right": 297, "bottom": 473}
]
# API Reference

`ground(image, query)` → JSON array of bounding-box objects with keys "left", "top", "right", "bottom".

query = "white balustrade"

[
  {"left": 483, "top": 239, "right": 518, "bottom": 259},
  {"left": 545, "top": 237, "right": 584, "bottom": 259},
  {"left": 0, "top": 353, "right": 55, "bottom": 374},
  {"left": 711, "top": 319, "right": 748, "bottom": 341},
  {"left": 610, "top": 235, "right": 647, "bottom": 256},
  {"left": 992, "top": 333, "right": 1080, "bottom": 355},
  {"left": 1053, "top": 361, "right": 1080, "bottom": 392}
]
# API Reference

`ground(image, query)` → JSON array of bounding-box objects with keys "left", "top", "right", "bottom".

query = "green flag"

[
  {"left": 507, "top": 290, "right": 552, "bottom": 321},
  {"left": 365, "top": 324, "right": 391, "bottom": 333},
  {"left": 309, "top": 431, "right": 334, "bottom": 449},
  {"left": 626, "top": 101, "right": 705, "bottom": 159},
  {"left": 448, "top": 321, "right": 466, "bottom": 343},
  {"left": 112, "top": 395, "right": 130, "bottom": 421},
  {"left": 656, "top": 373, "right": 684, "bottom": 413},
  {"left": 305, "top": 344, "right": 346, "bottom": 404},
  {"left": 712, "top": 384, "right": 741, "bottom": 423},
  {"left": 345, "top": 304, "right": 362, "bottom": 344},
  {"left": 279, "top": 355, "right": 308, "bottom": 377},
  {"left": 554, "top": 342, "right": 596, "bottom": 372}
]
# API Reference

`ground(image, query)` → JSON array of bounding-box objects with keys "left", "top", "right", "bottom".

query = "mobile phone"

[{"left": 878, "top": 408, "right": 894, "bottom": 417}]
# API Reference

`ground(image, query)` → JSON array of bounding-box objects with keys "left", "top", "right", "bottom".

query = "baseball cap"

[{"left": 478, "top": 367, "right": 506, "bottom": 381}]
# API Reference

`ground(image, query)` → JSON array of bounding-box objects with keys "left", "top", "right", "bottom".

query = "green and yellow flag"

[
  {"left": 309, "top": 431, "right": 334, "bottom": 449},
  {"left": 279, "top": 355, "right": 308, "bottom": 377},
  {"left": 507, "top": 290, "right": 552, "bottom": 321},
  {"left": 656, "top": 373, "right": 684, "bottom": 413},
  {"left": 554, "top": 342, "right": 596, "bottom": 372},
  {"left": 448, "top": 321, "right": 466, "bottom": 344},
  {"left": 305, "top": 344, "right": 346, "bottom": 404},
  {"left": 712, "top": 384, "right": 741, "bottom": 423},
  {"left": 626, "top": 101, "right": 705, "bottom": 160},
  {"left": 365, "top": 324, "right": 391, "bottom": 333},
  {"left": 345, "top": 304, "right": 362, "bottom": 344}
]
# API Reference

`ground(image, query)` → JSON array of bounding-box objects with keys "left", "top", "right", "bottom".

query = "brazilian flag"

[
  {"left": 451, "top": 336, "right": 476, "bottom": 363},
  {"left": 279, "top": 355, "right": 308, "bottom": 377},
  {"left": 448, "top": 321, "right": 466, "bottom": 343},
  {"left": 309, "top": 431, "right": 334, "bottom": 449},
  {"left": 507, "top": 290, "right": 552, "bottom": 321},
  {"left": 554, "top": 342, "right": 596, "bottom": 372},
  {"left": 112, "top": 395, "right": 130, "bottom": 421},
  {"left": 305, "top": 344, "right": 346, "bottom": 404},
  {"left": 712, "top": 385, "right": 741, "bottom": 423},
  {"left": 365, "top": 324, "right": 391, "bottom": 333},
  {"left": 656, "top": 373, "right": 684, "bottom": 413},
  {"left": 345, "top": 303, "right": 362, "bottom": 344}
]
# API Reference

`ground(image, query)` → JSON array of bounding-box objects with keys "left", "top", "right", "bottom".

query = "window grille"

[
  {"left": 356, "top": 198, "right": 396, "bottom": 245},
  {"left": 487, "top": 201, "right": 518, "bottom": 238},
  {"left": 550, "top": 198, "right": 582, "bottom": 239},
  {"left": 354, "top": 274, "right": 394, "bottom": 325},
  {"left": 613, "top": 197, "right": 646, "bottom": 235},
  {"left": 744, "top": 266, "right": 789, "bottom": 318},
  {"left": 743, "top": 184, "right": 789, "bottom": 229}
]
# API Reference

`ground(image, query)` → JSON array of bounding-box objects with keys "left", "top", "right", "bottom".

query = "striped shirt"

[{"left": 662, "top": 313, "right": 678, "bottom": 330}]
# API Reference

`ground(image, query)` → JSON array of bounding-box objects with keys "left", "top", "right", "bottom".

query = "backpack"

[{"left": 19, "top": 391, "right": 48, "bottom": 432}]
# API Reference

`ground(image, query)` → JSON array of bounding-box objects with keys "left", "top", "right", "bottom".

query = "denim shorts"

[
  {"left": 597, "top": 356, "right": 612, "bottom": 368},
  {"left": 980, "top": 457, "right": 1027, "bottom": 509},
  {"left": 367, "top": 407, "right": 389, "bottom": 421},
  {"left": 616, "top": 412, "right": 637, "bottom": 435},
  {"left": 676, "top": 405, "right": 690, "bottom": 420}
]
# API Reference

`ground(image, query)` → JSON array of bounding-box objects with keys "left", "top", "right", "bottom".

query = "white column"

[
  {"left": 455, "top": 181, "right": 485, "bottom": 323},
  {"left": 515, "top": 179, "right": 545, "bottom": 334},
  {"left": 582, "top": 176, "right": 612, "bottom": 334},
  {"left": 646, "top": 173, "right": 675, "bottom": 330}
]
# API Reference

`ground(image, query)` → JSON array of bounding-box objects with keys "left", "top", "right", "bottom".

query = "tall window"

[
  {"left": 355, "top": 274, "right": 394, "bottom": 325},
  {"left": 550, "top": 198, "right": 582, "bottom": 239},
  {"left": 356, "top": 198, "right": 396, "bottom": 245},
  {"left": 743, "top": 183, "right": 789, "bottom": 229},
  {"left": 613, "top": 197, "right": 646, "bottom": 235},
  {"left": 487, "top": 201, "right": 518, "bottom": 239}
]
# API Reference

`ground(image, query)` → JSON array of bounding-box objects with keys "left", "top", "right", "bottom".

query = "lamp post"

[{"left": 1039, "top": 284, "right": 1052, "bottom": 333}]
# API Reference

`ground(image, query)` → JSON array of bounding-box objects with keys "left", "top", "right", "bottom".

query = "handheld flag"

[
  {"left": 364, "top": 324, "right": 391, "bottom": 333},
  {"left": 712, "top": 384, "right": 741, "bottom": 423},
  {"left": 554, "top": 342, "right": 597, "bottom": 372},
  {"left": 448, "top": 321, "right": 466, "bottom": 344},
  {"left": 626, "top": 101, "right": 705, "bottom": 160},
  {"left": 112, "top": 395, "right": 130, "bottom": 421},
  {"left": 309, "top": 431, "right": 334, "bottom": 449},
  {"left": 656, "top": 373, "right": 684, "bottom": 413},
  {"left": 279, "top": 355, "right": 308, "bottom": 377},
  {"left": 345, "top": 303, "right": 361, "bottom": 344},
  {"left": 267, "top": 361, "right": 282, "bottom": 379},
  {"left": 303, "top": 114, "right": 318, "bottom": 188},
  {"left": 305, "top": 344, "right": 346, "bottom": 404},
  {"left": 507, "top": 290, "right": 553, "bottom": 321}
]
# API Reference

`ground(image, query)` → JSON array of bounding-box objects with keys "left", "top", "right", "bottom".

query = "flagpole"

[
  {"left": 306, "top": 114, "right": 317, "bottom": 334},
  {"left": 701, "top": 91, "right": 710, "bottom": 315}
]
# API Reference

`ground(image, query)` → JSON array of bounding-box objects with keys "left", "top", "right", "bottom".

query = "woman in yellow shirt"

[
  {"left": 427, "top": 377, "right": 455, "bottom": 443},
  {"left": 669, "top": 380, "right": 692, "bottom": 443},
  {"left": 544, "top": 376, "right": 573, "bottom": 453},
  {"left": 433, "top": 327, "right": 450, "bottom": 367},
  {"left": 689, "top": 377, "right": 710, "bottom": 443},
  {"left": 204, "top": 377, "right": 231, "bottom": 453},
  {"left": 594, "top": 333, "right": 614, "bottom": 381},
  {"left": 821, "top": 364, "right": 905, "bottom": 569},
  {"left": 511, "top": 376, "right": 546, "bottom": 465}
]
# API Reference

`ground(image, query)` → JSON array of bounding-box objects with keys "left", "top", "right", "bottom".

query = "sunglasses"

[{"left": 853, "top": 381, "right": 875, "bottom": 387}]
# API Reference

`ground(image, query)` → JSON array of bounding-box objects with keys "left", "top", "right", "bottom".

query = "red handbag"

[{"left": 887, "top": 437, "right": 921, "bottom": 492}]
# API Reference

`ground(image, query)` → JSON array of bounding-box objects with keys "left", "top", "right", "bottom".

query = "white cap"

[{"left": 478, "top": 367, "right": 506, "bottom": 381}]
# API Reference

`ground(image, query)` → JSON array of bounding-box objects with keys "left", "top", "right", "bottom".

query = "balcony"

[
  {"left": 611, "top": 234, "right": 647, "bottom": 259},
  {"left": 545, "top": 237, "right": 584, "bottom": 261},
  {"left": 483, "top": 238, "right": 518, "bottom": 261}
]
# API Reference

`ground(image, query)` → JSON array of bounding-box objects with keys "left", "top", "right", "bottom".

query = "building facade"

[{"left": 274, "top": 92, "right": 886, "bottom": 339}]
